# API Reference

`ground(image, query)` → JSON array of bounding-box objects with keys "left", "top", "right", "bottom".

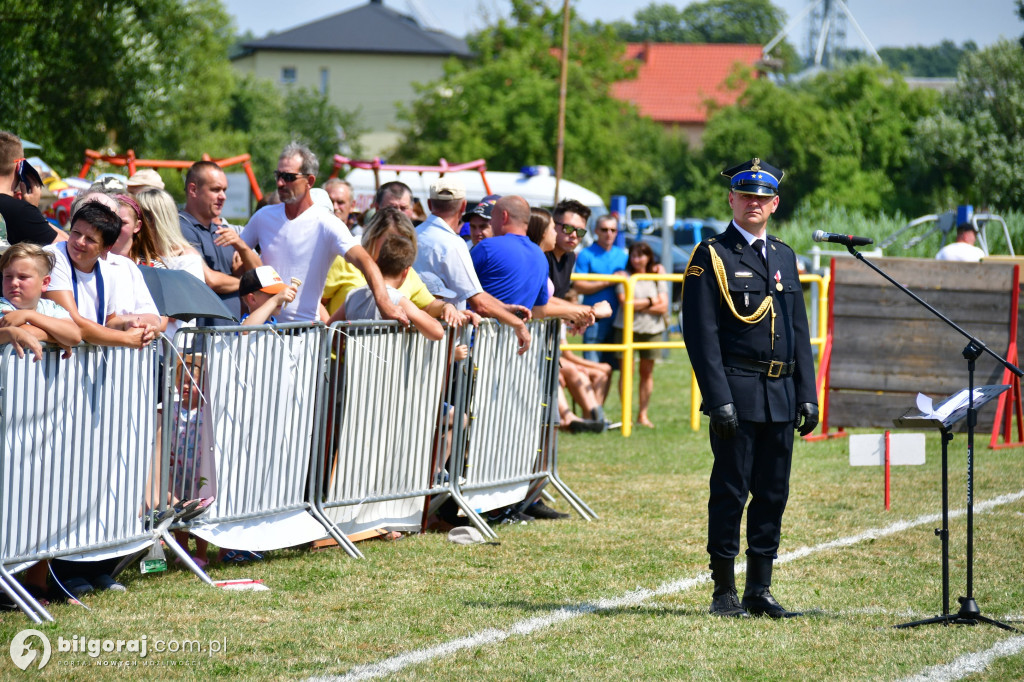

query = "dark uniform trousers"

[{"left": 682, "top": 223, "right": 816, "bottom": 561}]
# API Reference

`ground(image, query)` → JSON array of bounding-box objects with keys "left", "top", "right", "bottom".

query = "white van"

[{"left": 344, "top": 166, "right": 607, "bottom": 225}]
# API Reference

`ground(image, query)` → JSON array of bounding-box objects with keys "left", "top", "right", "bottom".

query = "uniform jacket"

[{"left": 682, "top": 223, "right": 816, "bottom": 422}]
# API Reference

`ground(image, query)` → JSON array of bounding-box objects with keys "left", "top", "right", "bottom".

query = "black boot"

[
  {"left": 741, "top": 556, "right": 802, "bottom": 618},
  {"left": 708, "top": 558, "right": 748, "bottom": 617}
]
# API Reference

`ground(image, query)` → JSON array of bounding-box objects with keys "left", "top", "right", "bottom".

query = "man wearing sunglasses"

[
  {"left": 0, "top": 131, "right": 65, "bottom": 246},
  {"left": 574, "top": 214, "right": 627, "bottom": 367},
  {"left": 240, "top": 142, "right": 408, "bottom": 326},
  {"left": 548, "top": 199, "right": 590, "bottom": 300}
]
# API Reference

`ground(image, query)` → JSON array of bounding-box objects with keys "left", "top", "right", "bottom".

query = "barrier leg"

[
  {"left": 447, "top": 488, "right": 499, "bottom": 540},
  {"left": 546, "top": 473, "right": 598, "bottom": 521},
  {"left": 160, "top": 532, "right": 216, "bottom": 586},
  {"left": 0, "top": 567, "right": 52, "bottom": 623},
  {"left": 307, "top": 506, "right": 365, "bottom": 559}
]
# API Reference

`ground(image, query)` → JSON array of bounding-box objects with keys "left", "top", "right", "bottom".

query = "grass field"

[{"left": 2, "top": 346, "right": 1023, "bottom": 680}]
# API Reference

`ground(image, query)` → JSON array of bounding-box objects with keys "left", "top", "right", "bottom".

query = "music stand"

[
  {"left": 892, "top": 385, "right": 1015, "bottom": 630},
  {"left": 844, "top": 245, "right": 1022, "bottom": 631}
]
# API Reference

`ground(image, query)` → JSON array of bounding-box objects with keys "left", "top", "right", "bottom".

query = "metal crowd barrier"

[
  {"left": 449, "top": 319, "right": 596, "bottom": 539},
  {"left": 170, "top": 324, "right": 354, "bottom": 558},
  {"left": 0, "top": 343, "right": 185, "bottom": 623},
  {"left": 313, "top": 321, "right": 458, "bottom": 558},
  {"left": 1, "top": 318, "right": 599, "bottom": 621}
]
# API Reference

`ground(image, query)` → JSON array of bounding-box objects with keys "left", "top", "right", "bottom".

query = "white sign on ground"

[{"left": 849, "top": 433, "right": 926, "bottom": 466}]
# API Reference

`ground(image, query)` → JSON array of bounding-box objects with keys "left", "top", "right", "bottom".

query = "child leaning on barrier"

[
  {"left": 238, "top": 265, "right": 298, "bottom": 326},
  {"left": 344, "top": 234, "right": 444, "bottom": 341},
  {"left": 155, "top": 353, "right": 215, "bottom": 568},
  {"left": 0, "top": 243, "right": 83, "bottom": 357}
]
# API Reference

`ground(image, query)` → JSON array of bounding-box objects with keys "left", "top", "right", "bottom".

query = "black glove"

[
  {"left": 709, "top": 403, "right": 738, "bottom": 439},
  {"left": 796, "top": 403, "right": 819, "bottom": 436}
]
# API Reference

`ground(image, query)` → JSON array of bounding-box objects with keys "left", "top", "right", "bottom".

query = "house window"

[
  {"left": 319, "top": 68, "right": 329, "bottom": 95},
  {"left": 281, "top": 67, "right": 297, "bottom": 84}
]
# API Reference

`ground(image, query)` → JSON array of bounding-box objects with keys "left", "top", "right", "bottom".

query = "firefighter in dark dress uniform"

[{"left": 681, "top": 158, "right": 818, "bottom": 618}]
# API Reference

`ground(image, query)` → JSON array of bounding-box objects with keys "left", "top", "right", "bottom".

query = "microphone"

[{"left": 813, "top": 230, "right": 874, "bottom": 247}]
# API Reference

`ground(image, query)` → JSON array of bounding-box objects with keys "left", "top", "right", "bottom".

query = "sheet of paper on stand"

[{"left": 915, "top": 389, "right": 984, "bottom": 420}]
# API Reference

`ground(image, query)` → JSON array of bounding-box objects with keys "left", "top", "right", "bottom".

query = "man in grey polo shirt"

[
  {"left": 178, "top": 161, "right": 261, "bottom": 318},
  {"left": 413, "top": 177, "right": 530, "bottom": 353}
]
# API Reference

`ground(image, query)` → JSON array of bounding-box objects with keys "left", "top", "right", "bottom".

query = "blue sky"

[{"left": 225, "top": 0, "right": 1020, "bottom": 53}]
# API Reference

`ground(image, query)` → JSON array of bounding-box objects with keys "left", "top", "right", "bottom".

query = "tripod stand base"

[{"left": 894, "top": 597, "right": 1020, "bottom": 631}]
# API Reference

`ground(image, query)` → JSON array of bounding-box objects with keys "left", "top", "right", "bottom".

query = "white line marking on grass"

[
  {"left": 897, "top": 635, "right": 1024, "bottom": 682},
  {"left": 313, "top": 490, "right": 1024, "bottom": 682}
]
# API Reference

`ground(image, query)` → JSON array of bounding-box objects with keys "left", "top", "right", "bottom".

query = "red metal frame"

[
  {"left": 989, "top": 264, "right": 1024, "bottom": 448},
  {"left": 78, "top": 149, "right": 264, "bottom": 201}
]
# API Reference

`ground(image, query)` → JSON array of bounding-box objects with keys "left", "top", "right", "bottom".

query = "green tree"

[
  {"left": 0, "top": 0, "right": 236, "bottom": 170},
  {"left": 392, "top": 0, "right": 683, "bottom": 206},
  {"left": 908, "top": 40, "right": 1024, "bottom": 210},
  {"left": 227, "top": 76, "right": 365, "bottom": 195},
  {"left": 874, "top": 41, "right": 978, "bottom": 77},
  {"left": 696, "top": 64, "right": 938, "bottom": 218},
  {"left": 611, "top": 3, "right": 689, "bottom": 43}
]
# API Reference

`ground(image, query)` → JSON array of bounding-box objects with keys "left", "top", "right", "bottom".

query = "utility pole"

[{"left": 554, "top": 0, "right": 570, "bottom": 206}]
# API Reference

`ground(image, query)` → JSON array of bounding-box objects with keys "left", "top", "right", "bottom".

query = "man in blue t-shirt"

[
  {"left": 473, "top": 196, "right": 597, "bottom": 328},
  {"left": 471, "top": 196, "right": 549, "bottom": 310},
  {"left": 574, "top": 214, "right": 627, "bottom": 364}
]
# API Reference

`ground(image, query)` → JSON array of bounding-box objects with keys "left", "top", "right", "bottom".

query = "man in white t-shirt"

[
  {"left": 240, "top": 142, "right": 408, "bottom": 325},
  {"left": 935, "top": 223, "right": 985, "bottom": 262}
]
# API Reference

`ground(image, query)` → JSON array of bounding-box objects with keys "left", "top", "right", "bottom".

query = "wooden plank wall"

[{"left": 828, "top": 257, "right": 1019, "bottom": 431}]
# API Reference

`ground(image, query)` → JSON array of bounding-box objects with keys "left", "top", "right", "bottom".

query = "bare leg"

[
  {"left": 561, "top": 362, "right": 599, "bottom": 416},
  {"left": 638, "top": 357, "right": 655, "bottom": 427}
]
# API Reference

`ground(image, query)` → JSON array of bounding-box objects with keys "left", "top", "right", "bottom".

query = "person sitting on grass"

[
  {"left": 344, "top": 233, "right": 444, "bottom": 341},
  {"left": 155, "top": 353, "right": 215, "bottom": 569}
]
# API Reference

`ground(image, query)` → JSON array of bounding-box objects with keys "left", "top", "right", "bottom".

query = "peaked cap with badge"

[{"left": 721, "top": 157, "right": 784, "bottom": 197}]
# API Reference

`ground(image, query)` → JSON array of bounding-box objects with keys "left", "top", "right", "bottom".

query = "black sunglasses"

[
  {"left": 556, "top": 222, "right": 586, "bottom": 238},
  {"left": 274, "top": 170, "right": 303, "bottom": 183}
]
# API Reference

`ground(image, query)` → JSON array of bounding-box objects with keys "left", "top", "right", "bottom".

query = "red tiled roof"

[{"left": 612, "top": 43, "right": 764, "bottom": 125}]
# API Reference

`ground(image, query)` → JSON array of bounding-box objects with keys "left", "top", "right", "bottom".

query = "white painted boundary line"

[
  {"left": 312, "top": 490, "right": 1024, "bottom": 682},
  {"left": 896, "top": 635, "right": 1024, "bottom": 682}
]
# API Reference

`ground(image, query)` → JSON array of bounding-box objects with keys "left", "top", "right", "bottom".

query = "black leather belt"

[{"left": 725, "top": 356, "right": 795, "bottom": 378}]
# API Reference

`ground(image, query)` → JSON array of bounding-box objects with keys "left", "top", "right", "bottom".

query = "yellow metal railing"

[{"left": 562, "top": 272, "right": 830, "bottom": 436}]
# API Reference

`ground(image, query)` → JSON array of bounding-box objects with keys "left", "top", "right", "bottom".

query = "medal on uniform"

[{"left": 775, "top": 270, "right": 783, "bottom": 291}]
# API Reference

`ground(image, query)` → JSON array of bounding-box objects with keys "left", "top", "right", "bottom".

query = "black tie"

[{"left": 752, "top": 239, "right": 766, "bottom": 267}]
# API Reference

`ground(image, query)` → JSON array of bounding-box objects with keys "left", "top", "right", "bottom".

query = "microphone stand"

[{"left": 843, "top": 244, "right": 1022, "bottom": 632}]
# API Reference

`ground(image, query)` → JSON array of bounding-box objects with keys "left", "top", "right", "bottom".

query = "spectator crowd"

[{"left": 0, "top": 130, "right": 670, "bottom": 603}]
